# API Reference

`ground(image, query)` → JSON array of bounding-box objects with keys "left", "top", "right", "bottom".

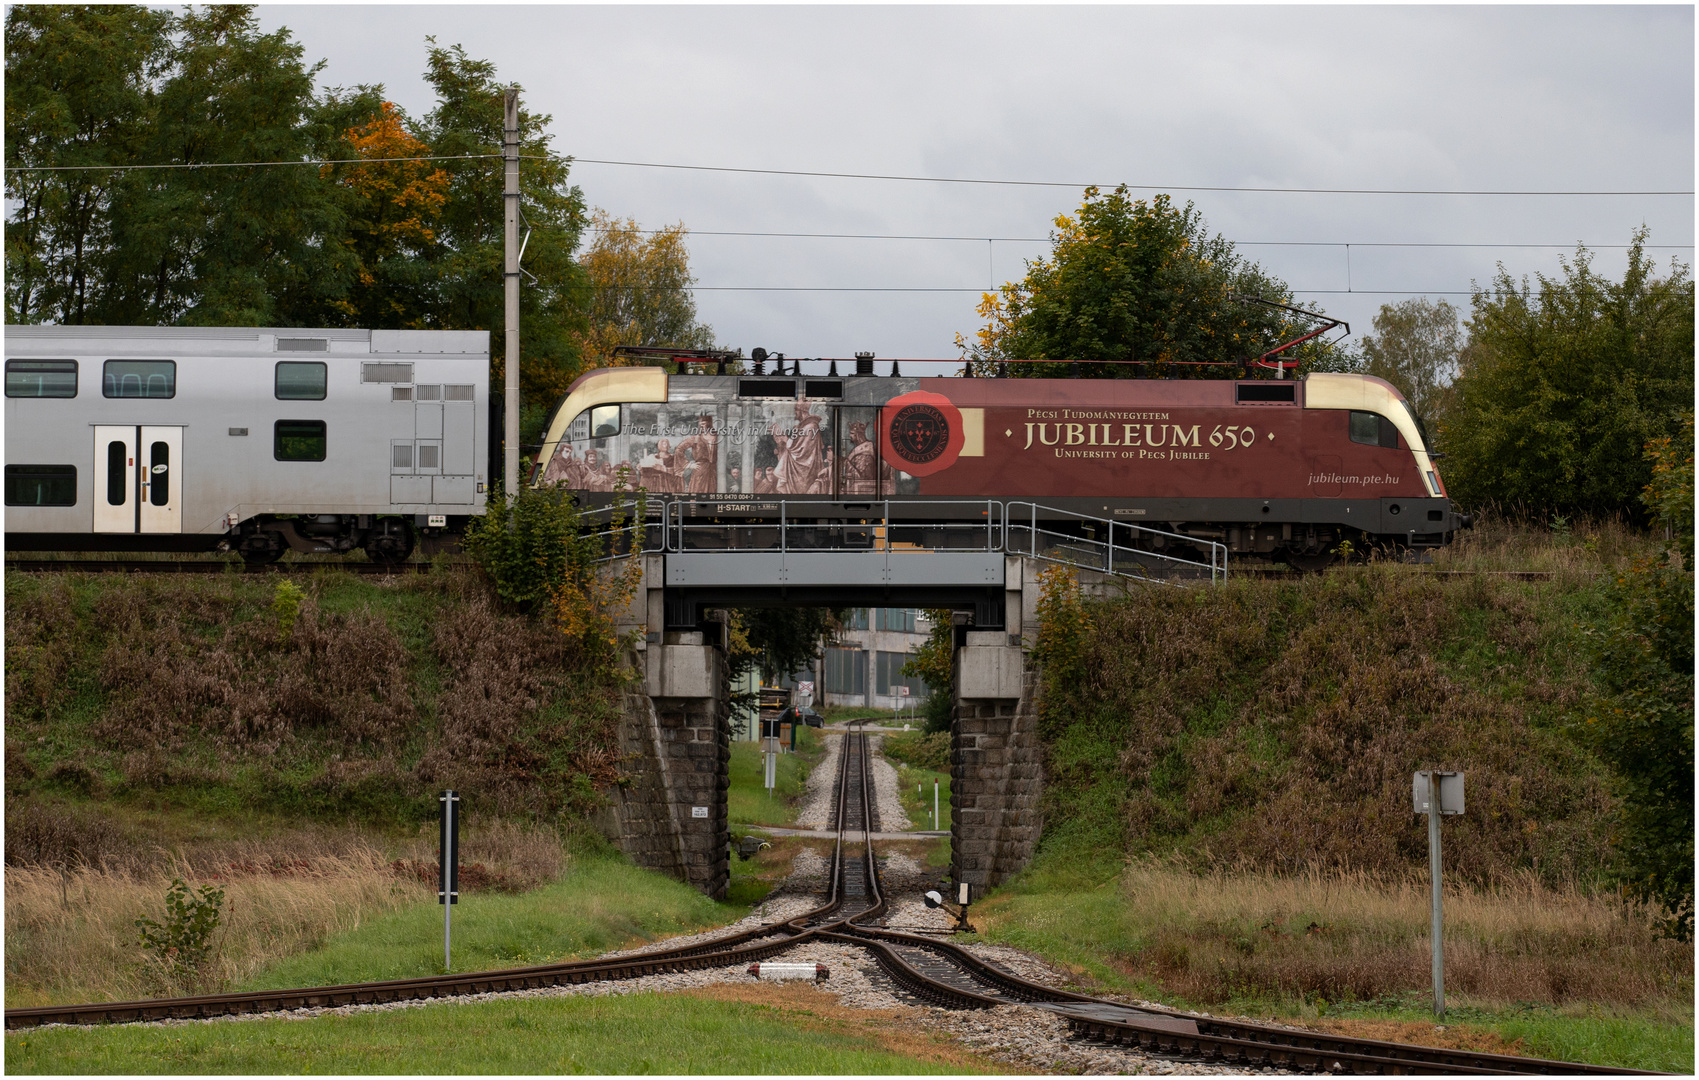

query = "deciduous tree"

[
  {"left": 576, "top": 209, "right": 716, "bottom": 368},
  {"left": 962, "top": 187, "right": 1346, "bottom": 378},
  {"left": 1442, "top": 233, "right": 1693, "bottom": 516}
]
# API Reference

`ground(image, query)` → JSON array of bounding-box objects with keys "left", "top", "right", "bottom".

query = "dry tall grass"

[
  {"left": 1426, "top": 506, "right": 1657, "bottom": 576},
  {"left": 4, "top": 820, "right": 573, "bottom": 1007},
  {"left": 6, "top": 847, "right": 428, "bottom": 1007},
  {"left": 1114, "top": 861, "right": 1691, "bottom": 1017}
]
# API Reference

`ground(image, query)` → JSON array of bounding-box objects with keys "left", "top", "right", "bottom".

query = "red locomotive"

[{"left": 534, "top": 356, "right": 1466, "bottom": 569}]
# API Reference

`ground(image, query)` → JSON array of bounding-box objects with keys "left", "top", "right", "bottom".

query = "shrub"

[{"left": 135, "top": 877, "right": 225, "bottom": 991}]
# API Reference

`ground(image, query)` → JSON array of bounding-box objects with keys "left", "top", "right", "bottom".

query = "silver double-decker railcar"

[{"left": 4, "top": 326, "right": 490, "bottom": 564}]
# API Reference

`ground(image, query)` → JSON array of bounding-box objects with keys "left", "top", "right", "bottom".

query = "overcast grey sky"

[{"left": 259, "top": 4, "right": 1694, "bottom": 368}]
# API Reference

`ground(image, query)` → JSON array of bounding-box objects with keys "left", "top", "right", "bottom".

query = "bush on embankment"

[
  {"left": 1032, "top": 566, "right": 1620, "bottom": 889},
  {"left": 4, "top": 569, "right": 625, "bottom": 828}
]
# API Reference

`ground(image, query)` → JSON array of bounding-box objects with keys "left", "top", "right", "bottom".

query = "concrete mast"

[{"left": 502, "top": 87, "right": 521, "bottom": 496}]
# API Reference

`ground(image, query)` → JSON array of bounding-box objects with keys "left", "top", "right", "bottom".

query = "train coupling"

[{"left": 747, "top": 963, "right": 829, "bottom": 982}]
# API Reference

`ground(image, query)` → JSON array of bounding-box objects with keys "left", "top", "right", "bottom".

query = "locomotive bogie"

[{"left": 4, "top": 326, "right": 489, "bottom": 563}]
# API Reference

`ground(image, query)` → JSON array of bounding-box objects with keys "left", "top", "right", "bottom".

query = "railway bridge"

[{"left": 593, "top": 499, "right": 1225, "bottom": 898}]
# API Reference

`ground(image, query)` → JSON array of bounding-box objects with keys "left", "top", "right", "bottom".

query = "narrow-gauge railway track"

[
  {"left": 4, "top": 559, "right": 432, "bottom": 575},
  {"left": 4, "top": 733, "right": 1660, "bottom": 1075}
]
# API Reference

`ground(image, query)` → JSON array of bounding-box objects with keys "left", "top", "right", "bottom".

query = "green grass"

[
  {"left": 968, "top": 857, "right": 1693, "bottom": 1074},
  {"left": 4, "top": 989, "right": 986, "bottom": 1074},
  {"left": 895, "top": 765, "right": 951, "bottom": 833},
  {"left": 726, "top": 729, "right": 819, "bottom": 827},
  {"left": 240, "top": 855, "right": 746, "bottom": 989}
]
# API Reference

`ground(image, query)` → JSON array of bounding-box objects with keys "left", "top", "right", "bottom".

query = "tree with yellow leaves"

[{"left": 576, "top": 210, "right": 716, "bottom": 369}]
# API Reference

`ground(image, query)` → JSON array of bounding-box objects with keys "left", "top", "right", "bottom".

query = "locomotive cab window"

[
  {"left": 1349, "top": 410, "right": 1399, "bottom": 449},
  {"left": 5, "top": 464, "right": 77, "bottom": 506},
  {"left": 103, "top": 360, "right": 175, "bottom": 399},
  {"left": 275, "top": 420, "right": 327, "bottom": 461},
  {"left": 6, "top": 359, "right": 77, "bottom": 398},
  {"left": 589, "top": 404, "right": 620, "bottom": 438},
  {"left": 275, "top": 361, "right": 327, "bottom": 400}
]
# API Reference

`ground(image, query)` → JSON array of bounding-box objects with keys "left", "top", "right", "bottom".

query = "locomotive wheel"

[
  {"left": 1285, "top": 549, "right": 1336, "bottom": 573},
  {"left": 363, "top": 519, "right": 415, "bottom": 564}
]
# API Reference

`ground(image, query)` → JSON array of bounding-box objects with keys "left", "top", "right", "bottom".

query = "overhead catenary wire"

[
  {"left": 592, "top": 227, "right": 1694, "bottom": 251},
  {"left": 9, "top": 151, "right": 1692, "bottom": 197},
  {"left": 560, "top": 155, "right": 1691, "bottom": 197}
]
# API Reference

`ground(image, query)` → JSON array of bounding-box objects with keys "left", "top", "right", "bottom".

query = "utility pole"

[{"left": 502, "top": 86, "right": 521, "bottom": 497}]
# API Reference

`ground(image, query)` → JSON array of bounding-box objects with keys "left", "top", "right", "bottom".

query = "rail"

[
  {"left": 1005, "top": 501, "right": 1228, "bottom": 583},
  {"left": 3, "top": 729, "right": 1657, "bottom": 1074}
]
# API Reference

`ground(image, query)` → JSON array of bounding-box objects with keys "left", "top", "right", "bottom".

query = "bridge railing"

[
  {"left": 1005, "top": 501, "right": 1228, "bottom": 583},
  {"left": 583, "top": 498, "right": 663, "bottom": 560},
  {"left": 662, "top": 499, "right": 1005, "bottom": 554}
]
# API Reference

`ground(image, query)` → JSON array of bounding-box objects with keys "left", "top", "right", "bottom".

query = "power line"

[
  {"left": 5, "top": 154, "right": 505, "bottom": 172},
  {"left": 11, "top": 152, "right": 1692, "bottom": 197},
  {"left": 600, "top": 285, "right": 1480, "bottom": 295},
  {"left": 564, "top": 156, "right": 1692, "bottom": 197},
  {"left": 597, "top": 227, "right": 1693, "bottom": 250}
]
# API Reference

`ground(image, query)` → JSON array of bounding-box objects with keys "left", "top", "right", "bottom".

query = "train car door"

[
  {"left": 93, "top": 425, "right": 183, "bottom": 533},
  {"left": 137, "top": 426, "right": 182, "bottom": 533},
  {"left": 834, "top": 406, "right": 883, "bottom": 498},
  {"left": 93, "top": 426, "right": 136, "bottom": 533}
]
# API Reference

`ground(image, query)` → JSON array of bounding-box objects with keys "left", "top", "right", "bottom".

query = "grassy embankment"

[
  {"left": 3, "top": 569, "right": 753, "bottom": 1006},
  {"left": 968, "top": 519, "right": 1693, "bottom": 1072},
  {"left": 6, "top": 982, "right": 994, "bottom": 1074}
]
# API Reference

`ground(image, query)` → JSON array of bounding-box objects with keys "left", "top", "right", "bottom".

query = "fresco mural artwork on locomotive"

[{"left": 540, "top": 396, "right": 914, "bottom": 497}]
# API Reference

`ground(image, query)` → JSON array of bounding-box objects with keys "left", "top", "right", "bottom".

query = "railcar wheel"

[
  {"left": 238, "top": 529, "right": 286, "bottom": 567},
  {"left": 363, "top": 519, "right": 415, "bottom": 564}
]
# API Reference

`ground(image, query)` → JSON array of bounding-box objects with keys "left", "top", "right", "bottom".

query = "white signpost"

[{"left": 1413, "top": 770, "right": 1464, "bottom": 1016}]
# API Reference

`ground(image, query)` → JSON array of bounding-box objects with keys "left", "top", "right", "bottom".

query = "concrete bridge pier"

[
  {"left": 604, "top": 556, "right": 731, "bottom": 898},
  {"left": 950, "top": 556, "right": 1044, "bottom": 895}
]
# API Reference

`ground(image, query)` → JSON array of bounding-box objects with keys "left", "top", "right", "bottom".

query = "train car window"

[
  {"left": 274, "top": 420, "right": 327, "bottom": 461},
  {"left": 102, "top": 360, "right": 175, "bottom": 399},
  {"left": 1237, "top": 383, "right": 1296, "bottom": 403},
  {"left": 417, "top": 385, "right": 442, "bottom": 401},
  {"left": 445, "top": 384, "right": 475, "bottom": 401},
  {"left": 590, "top": 404, "right": 621, "bottom": 437},
  {"left": 1349, "top": 410, "right": 1399, "bottom": 448},
  {"left": 5, "top": 464, "right": 77, "bottom": 506},
  {"left": 149, "top": 442, "right": 170, "bottom": 505},
  {"left": 804, "top": 380, "right": 843, "bottom": 398},
  {"left": 275, "top": 361, "right": 327, "bottom": 400},
  {"left": 106, "top": 442, "right": 127, "bottom": 505},
  {"left": 6, "top": 359, "right": 77, "bottom": 398}
]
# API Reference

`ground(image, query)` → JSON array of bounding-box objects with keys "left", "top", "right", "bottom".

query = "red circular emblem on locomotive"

[{"left": 879, "top": 391, "right": 965, "bottom": 476}]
